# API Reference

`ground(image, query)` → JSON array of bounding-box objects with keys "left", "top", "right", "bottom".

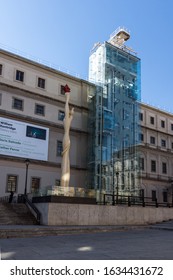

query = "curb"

[{"left": 0, "top": 225, "right": 147, "bottom": 239}]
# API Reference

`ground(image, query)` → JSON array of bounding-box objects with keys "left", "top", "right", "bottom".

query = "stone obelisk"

[{"left": 60, "top": 84, "right": 74, "bottom": 188}]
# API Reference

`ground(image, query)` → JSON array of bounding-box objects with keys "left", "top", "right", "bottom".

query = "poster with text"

[{"left": 0, "top": 117, "right": 49, "bottom": 161}]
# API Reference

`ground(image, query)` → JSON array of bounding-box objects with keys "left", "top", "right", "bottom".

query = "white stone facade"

[
  {"left": 0, "top": 49, "right": 173, "bottom": 204},
  {"left": 139, "top": 103, "right": 173, "bottom": 203},
  {"left": 0, "top": 49, "right": 94, "bottom": 196}
]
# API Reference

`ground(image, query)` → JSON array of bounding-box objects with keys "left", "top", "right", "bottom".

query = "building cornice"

[
  {"left": 139, "top": 101, "right": 173, "bottom": 117},
  {"left": 0, "top": 48, "right": 95, "bottom": 87}
]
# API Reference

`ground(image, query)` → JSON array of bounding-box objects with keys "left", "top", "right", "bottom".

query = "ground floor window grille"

[
  {"left": 152, "top": 190, "right": 156, "bottom": 201},
  {"left": 31, "top": 177, "right": 40, "bottom": 194},
  {"left": 57, "top": 140, "right": 63, "bottom": 156},
  {"left": 55, "top": 179, "right": 61, "bottom": 186},
  {"left": 0, "top": 64, "right": 2, "bottom": 75},
  {"left": 7, "top": 175, "right": 17, "bottom": 192},
  {"left": 163, "top": 191, "right": 168, "bottom": 203},
  {"left": 139, "top": 189, "right": 144, "bottom": 199}
]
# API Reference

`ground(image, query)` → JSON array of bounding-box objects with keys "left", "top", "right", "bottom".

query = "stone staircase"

[{"left": 0, "top": 202, "right": 37, "bottom": 225}]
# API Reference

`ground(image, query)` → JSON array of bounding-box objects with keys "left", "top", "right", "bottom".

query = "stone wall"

[{"left": 35, "top": 203, "right": 173, "bottom": 226}]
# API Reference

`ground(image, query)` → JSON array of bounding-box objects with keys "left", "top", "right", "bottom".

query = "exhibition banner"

[{"left": 0, "top": 117, "right": 49, "bottom": 161}]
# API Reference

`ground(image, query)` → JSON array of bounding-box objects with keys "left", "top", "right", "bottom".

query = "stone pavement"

[
  {"left": 149, "top": 220, "right": 173, "bottom": 231},
  {"left": 0, "top": 224, "right": 148, "bottom": 238},
  {"left": 0, "top": 220, "right": 173, "bottom": 260}
]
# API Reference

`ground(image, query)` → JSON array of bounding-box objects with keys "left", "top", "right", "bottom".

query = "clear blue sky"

[{"left": 1, "top": 0, "right": 173, "bottom": 112}]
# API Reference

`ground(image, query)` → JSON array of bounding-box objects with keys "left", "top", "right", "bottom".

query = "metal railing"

[
  {"left": 24, "top": 195, "right": 41, "bottom": 225},
  {"left": 103, "top": 193, "right": 172, "bottom": 208},
  {"left": 0, "top": 195, "right": 17, "bottom": 203},
  {"left": 0, "top": 195, "right": 10, "bottom": 203}
]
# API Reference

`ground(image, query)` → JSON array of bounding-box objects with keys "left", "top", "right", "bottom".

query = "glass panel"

[
  {"left": 0, "top": 64, "right": 2, "bottom": 75},
  {"left": 60, "top": 85, "right": 65, "bottom": 95},
  {"left": 38, "top": 77, "right": 45, "bottom": 88},
  {"left": 151, "top": 160, "right": 156, "bottom": 172},
  {"left": 35, "top": 104, "right": 45, "bottom": 115},
  {"left": 31, "top": 177, "right": 40, "bottom": 193},
  {"left": 162, "top": 162, "right": 167, "bottom": 174},
  {"left": 57, "top": 141, "right": 63, "bottom": 156},
  {"left": 163, "top": 191, "right": 168, "bottom": 202},
  {"left": 13, "top": 98, "right": 23, "bottom": 110},
  {"left": 16, "top": 70, "right": 24, "bottom": 82},
  {"left": 88, "top": 41, "right": 141, "bottom": 197},
  {"left": 58, "top": 111, "right": 65, "bottom": 121},
  {"left": 152, "top": 190, "right": 156, "bottom": 201}
]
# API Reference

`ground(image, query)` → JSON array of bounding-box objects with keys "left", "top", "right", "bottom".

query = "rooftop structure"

[
  {"left": 109, "top": 27, "right": 130, "bottom": 47},
  {"left": 88, "top": 27, "right": 141, "bottom": 200},
  {"left": 108, "top": 27, "right": 137, "bottom": 55}
]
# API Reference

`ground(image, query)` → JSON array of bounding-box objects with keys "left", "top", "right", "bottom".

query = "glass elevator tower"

[{"left": 88, "top": 27, "right": 141, "bottom": 201}]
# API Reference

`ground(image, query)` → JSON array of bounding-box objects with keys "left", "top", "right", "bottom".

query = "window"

[
  {"left": 0, "top": 64, "right": 2, "bottom": 75},
  {"left": 35, "top": 104, "right": 45, "bottom": 116},
  {"left": 16, "top": 70, "right": 24, "bottom": 82},
  {"left": 123, "top": 109, "right": 129, "bottom": 120},
  {"left": 162, "top": 162, "right": 167, "bottom": 174},
  {"left": 152, "top": 190, "right": 156, "bottom": 201},
  {"left": 12, "top": 97, "right": 23, "bottom": 110},
  {"left": 57, "top": 140, "right": 63, "bottom": 156},
  {"left": 37, "top": 77, "right": 45, "bottom": 89},
  {"left": 31, "top": 177, "right": 40, "bottom": 194},
  {"left": 163, "top": 191, "right": 168, "bottom": 203},
  {"left": 131, "top": 160, "right": 134, "bottom": 169},
  {"left": 139, "top": 112, "right": 143, "bottom": 121},
  {"left": 151, "top": 160, "right": 156, "bottom": 172},
  {"left": 139, "top": 133, "right": 144, "bottom": 142},
  {"left": 131, "top": 173, "right": 135, "bottom": 187},
  {"left": 171, "top": 124, "right": 173, "bottom": 131},
  {"left": 161, "top": 139, "right": 166, "bottom": 147},
  {"left": 0, "top": 93, "right": 2, "bottom": 105},
  {"left": 55, "top": 179, "right": 61, "bottom": 186},
  {"left": 58, "top": 110, "right": 65, "bottom": 121},
  {"left": 60, "top": 85, "right": 65, "bottom": 95},
  {"left": 150, "top": 136, "right": 155, "bottom": 145},
  {"left": 172, "top": 142, "right": 173, "bottom": 149},
  {"left": 150, "top": 116, "right": 155, "bottom": 125},
  {"left": 140, "top": 189, "right": 144, "bottom": 198},
  {"left": 161, "top": 120, "right": 165, "bottom": 128},
  {"left": 139, "top": 157, "right": 144, "bottom": 170},
  {"left": 7, "top": 175, "right": 17, "bottom": 192}
]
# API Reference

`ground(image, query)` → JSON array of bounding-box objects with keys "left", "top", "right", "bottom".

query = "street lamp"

[
  {"left": 116, "top": 171, "right": 119, "bottom": 204},
  {"left": 171, "top": 181, "right": 173, "bottom": 207},
  {"left": 112, "top": 172, "right": 115, "bottom": 206},
  {"left": 24, "top": 159, "right": 30, "bottom": 196}
]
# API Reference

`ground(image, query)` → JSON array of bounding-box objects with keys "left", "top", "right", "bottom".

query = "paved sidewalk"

[
  {"left": 0, "top": 221, "right": 173, "bottom": 260},
  {"left": 0, "top": 219, "right": 173, "bottom": 235},
  {"left": 0, "top": 224, "right": 147, "bottom": 238},
  {"left": 149, "top": 220, "right": 173, "bottom": 230}
]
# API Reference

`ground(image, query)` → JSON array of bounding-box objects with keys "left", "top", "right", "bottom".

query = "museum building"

[
  {"left": 0, "top": 48, "right": 94, "bottom": 197},
  {"left": 0, "top": 28, "right": 173, "bottom": 204}
]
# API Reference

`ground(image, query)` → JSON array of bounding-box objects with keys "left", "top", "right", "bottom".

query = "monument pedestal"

[{"left": 32, "top": 195, "right": 96, "bottom": 205}]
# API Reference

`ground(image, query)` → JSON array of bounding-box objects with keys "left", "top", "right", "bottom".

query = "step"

[
  {"left": 0, "top": 225, "right": 147, "bottom": 239},
  {"left": 0, "top": 202, "right": 37, "bottom": 225}
]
